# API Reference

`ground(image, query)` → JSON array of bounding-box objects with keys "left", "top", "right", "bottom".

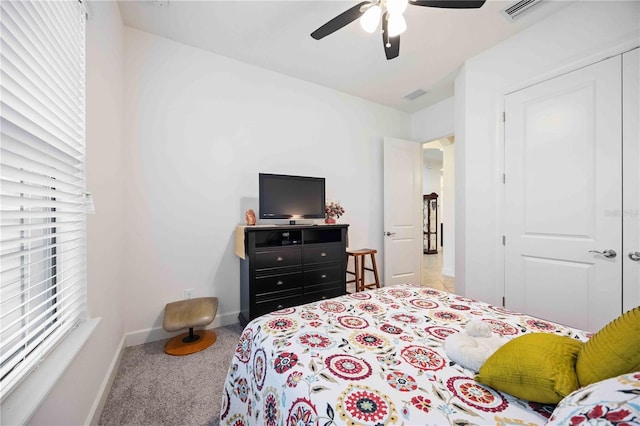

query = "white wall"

[
  {"left": 412, "top": 97, "right": 454, "bottom": 141},
  {"left": 29, "top": 2, "right": 126, "bottom": 424},
  {"left": 122, "top": 28, "right": 410, "bottom": 343},
  {"left": 422, "top": 158, "right": 442, "bottom": 196},
  {"left": 454, "top": 67, "right": 468, "bottom": 297},
  {"left": 455, "top": 0, "right": 640, "bottom": 305}
]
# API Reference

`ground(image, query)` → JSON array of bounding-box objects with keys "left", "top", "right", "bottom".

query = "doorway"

[{"left": 421, "top": 137, "right": 455, "bottom": 292}]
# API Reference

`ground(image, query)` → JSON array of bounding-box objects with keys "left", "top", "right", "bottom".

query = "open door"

[{"left": 383, "top": 137, "right": 423, "bottom": 285}]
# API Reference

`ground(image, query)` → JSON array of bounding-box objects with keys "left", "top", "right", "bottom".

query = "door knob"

[
  {"left": 588, "top": 249, "right": 617, "bottom": 258},
  {"left": 385, "top": 231, "right": 396, "bottom": 236},
  {"left": 629, "top": 251, "right": 640, "bottom": 262}
]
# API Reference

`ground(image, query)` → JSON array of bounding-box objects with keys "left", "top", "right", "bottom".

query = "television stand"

[{"left": 238, "top": 224, "right": 349, "bottom": 326}]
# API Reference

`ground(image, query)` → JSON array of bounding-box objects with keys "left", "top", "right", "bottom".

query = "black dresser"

[{"left": 238, "top": 224, "right": 348, "bottom": 326}]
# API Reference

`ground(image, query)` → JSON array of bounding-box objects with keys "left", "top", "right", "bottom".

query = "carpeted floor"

[{"left": 98, "top": 323, "right": 244, "bottom": 426}]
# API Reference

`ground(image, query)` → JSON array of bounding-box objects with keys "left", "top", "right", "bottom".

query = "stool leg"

[
  {"left": 354, "top": 255, "right": 361, "bottom": 292},
  {"left": 360, "top": 255, "right": 366, "bottom": 291},
  {"left": 370, "top": 253, "right": 381, "bottom": 288},
  {"left": 346, "top": 254, "right": 356, "bottom": 293}
]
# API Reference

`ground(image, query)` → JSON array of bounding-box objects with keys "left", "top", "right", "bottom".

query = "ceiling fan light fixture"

[
  {"left": 386, "top": 0, "right": 408, "bottom": 15},
  {"left": 360, "top": 5, "right": 381, "bottom": 33},
  {"left": 387, "top": 14, "right": 407, "bottom": 37},
  {"left": 311, "top": 0, "right": 486, "bottom": 60}
]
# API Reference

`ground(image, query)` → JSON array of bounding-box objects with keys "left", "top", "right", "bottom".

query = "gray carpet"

[{"left": 99, "top": 324, "right": 244, "bottom": 426}]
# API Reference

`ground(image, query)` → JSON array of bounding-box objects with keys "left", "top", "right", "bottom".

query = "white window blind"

[{"left": 0, "top": 0, "right": 87, "bottom": 400}]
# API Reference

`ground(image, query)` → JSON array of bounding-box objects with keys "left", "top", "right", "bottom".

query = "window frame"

[{"left": 0, "top": 0, "right": 90, "bottom": 408}]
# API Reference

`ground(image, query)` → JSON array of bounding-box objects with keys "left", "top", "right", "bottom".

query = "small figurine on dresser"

[{"left": 245, "top": 209, "right": 256, "bottom": 226}]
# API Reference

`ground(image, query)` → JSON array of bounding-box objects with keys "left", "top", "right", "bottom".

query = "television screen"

[{"left": 259, "top": 173, "right": 325, "bottom": 219}]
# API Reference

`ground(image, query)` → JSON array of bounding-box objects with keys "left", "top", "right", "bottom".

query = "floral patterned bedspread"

[{"left": 220, "top": 284, "right": 589, "bottom": 425}]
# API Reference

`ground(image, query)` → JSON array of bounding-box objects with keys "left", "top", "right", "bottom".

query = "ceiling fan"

[{"left": 311, "top": 0, "right": 486, "bottom": 60}]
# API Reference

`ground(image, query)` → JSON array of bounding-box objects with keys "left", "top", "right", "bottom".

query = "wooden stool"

[
  {"left": 162, "top": 297, "right": 218, "bottom": 356},
  {"left": 346, "top": 249, "right": 381, "bottom": 292}
]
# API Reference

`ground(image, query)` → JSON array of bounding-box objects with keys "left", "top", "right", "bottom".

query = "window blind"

[{"left": 0, "top": 0, "right": 87, "bottom": 400}]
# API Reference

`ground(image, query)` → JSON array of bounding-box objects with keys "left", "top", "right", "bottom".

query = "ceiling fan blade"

[
  {"left": 382, "top": 12, "right": 400, "bottom": 60},
  {"left": 311, "top": 1, "right": 371, "bottom": 40},
  {"left": 409, "top": 0, "right": 486, "bottom": 8}
]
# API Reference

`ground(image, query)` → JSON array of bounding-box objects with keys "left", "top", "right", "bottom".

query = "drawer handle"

[
  {"left": 276, "top": 280, "right": 284, "bottom": 286},
  {"left": 276, "top": 256, "right": 284, "bottom": 262},
  {"left": 320, "top": 252, "right": 327, "bottom": 257},
  {"left": 321, "top": 296, "right": 327, "bottom": 300},
  {"left": 276, "top": 304, "right": 284, "bottom": 309},
  {"left": 321, "top": 274, "right": 327, "bottom": 279}
]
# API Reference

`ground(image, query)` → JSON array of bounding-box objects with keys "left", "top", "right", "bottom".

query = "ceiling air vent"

[
  {"left": 404, "top": 89, "right": 427, "bottom": 101},
  {"left": 501, "top": 0, "right": 543, "bottom": 21}
]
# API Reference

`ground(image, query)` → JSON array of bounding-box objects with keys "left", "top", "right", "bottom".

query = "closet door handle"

[
  {"left": 588, "top": 249, "right": 617, "bottom": 258},
  {"left": 629, "top": 251, "right": 640, "bottom": 262}
]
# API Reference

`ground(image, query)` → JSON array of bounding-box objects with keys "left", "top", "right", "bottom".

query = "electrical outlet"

[{"left": 184, "top": 289, "right": 194, "bottom": 300}]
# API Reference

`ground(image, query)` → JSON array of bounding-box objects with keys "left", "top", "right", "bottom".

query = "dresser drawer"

[
  {"left": 255, "top": 271, "right": 302, "bottom": 295},
  {"left": 303, "top": 243, "right": 343, "bottom": 265},
  {"left": 303, "top": 283, "right": 344, "bottom": 303},
  {"left": 303, "top": 265, "right": 342, "bottom": 286},
  {"left": 255, "top": 247, "right": 302, "bottom": 270},
  {"left": 255, "top": 294, "right": 303, "bottom": 317}
]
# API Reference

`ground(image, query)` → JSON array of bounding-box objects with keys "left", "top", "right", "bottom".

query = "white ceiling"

[{"left": 117, "top": 0, "right": 568, "bottom": 112}]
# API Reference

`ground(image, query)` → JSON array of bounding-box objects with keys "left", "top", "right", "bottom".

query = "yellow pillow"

[
  {"left": 475, "top": 333, "right": 583, "bottom": 404},
  {"left": 575, "top": 306, "right": 640, "bottom": 387}
]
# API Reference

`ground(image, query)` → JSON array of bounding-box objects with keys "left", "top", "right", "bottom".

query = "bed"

[{"left": 219, "top": 284, "right": 592, "bottom": 425}]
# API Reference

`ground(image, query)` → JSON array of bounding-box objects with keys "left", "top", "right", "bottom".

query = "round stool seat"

[
  {"left": 347, "top": 248, "right": 377, "bottom": 255},
  {"left": 162, "top": 297, "right": 218, "bottom": 356}
]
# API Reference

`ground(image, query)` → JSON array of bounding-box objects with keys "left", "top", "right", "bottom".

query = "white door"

[
  {"left": 623, "top": 48, "right": 640, "bottom": 311},
  {"left": 383, "top": 137, "right": 423, "bottom": 286},
  {"left": 504, "top": 56, "right": 622, "bottom": 332}
]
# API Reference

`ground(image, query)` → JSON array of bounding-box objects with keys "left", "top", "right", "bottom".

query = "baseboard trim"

[
  {"left": 86, "top": 334, "right": 126, "bottom": 425},
  {"left": 442, "top": 268, "right": 455, "bottom": 278},
  {"left": 124, "top": 311, "right": 240, "bottom": 347}
]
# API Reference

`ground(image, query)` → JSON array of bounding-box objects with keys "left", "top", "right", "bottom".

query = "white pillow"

[{"left": 443, "top": 320, "right": 505, "bottom": 372}]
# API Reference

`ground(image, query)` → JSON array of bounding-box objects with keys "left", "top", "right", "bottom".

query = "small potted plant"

[{"left": 325, "top": 201, "right": 345, "bottom": 224}]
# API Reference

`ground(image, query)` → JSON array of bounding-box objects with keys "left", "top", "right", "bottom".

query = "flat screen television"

[{"left": 259, "top": 173, "right": 325, "bottom": 221}]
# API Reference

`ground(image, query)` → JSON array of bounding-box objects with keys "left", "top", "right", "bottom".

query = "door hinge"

[
  {"left": 502, "top": 111, "right": 506, "bottom": 122},
  {"left": 502, "top": 296, "right": 505, "bottom": 307},
  {"left": 502, "top": 235, "right": 506, "bottom": 246},
  {"left": 502, "top": 173, "right": 505, "bottom": 184}
]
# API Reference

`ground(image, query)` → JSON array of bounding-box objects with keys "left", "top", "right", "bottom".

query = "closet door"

[
  {"left": 504, "top": 56, "right": 622, "bottom": 332},
  {"left": 623, "top": 48, "right": 639, "bottom": 312}
]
